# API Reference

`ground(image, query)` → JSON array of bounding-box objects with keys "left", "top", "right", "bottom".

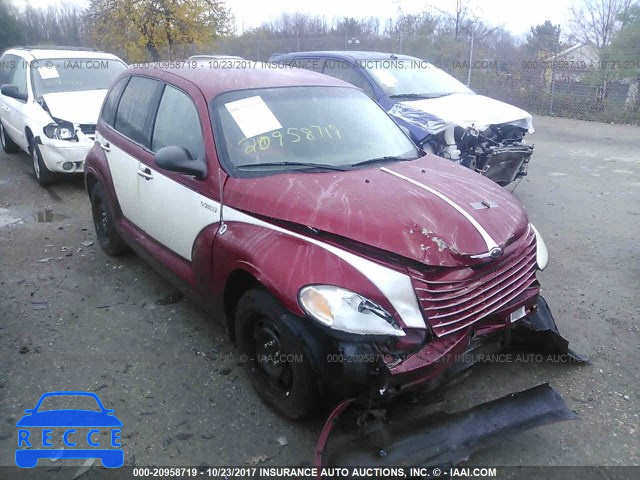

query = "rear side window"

[
  {"left": 289, "top": 58, "right": 324, "bottom": 73},
  {"left": 101, "top": 76, "right": 129, "bottom": 127},
  {"left": 11, "top": 58, "right": 28, "bottom": 97},
  {"left": 0, "top": 54, "right": 17, "bottom": 85},
  {"left": 151, "top": 85, "right": 204, "bottom": 162},
  {"left": 323, "top": 61, "right": 375, "bottom": 97},
  {"left": 114, "top": 76, "right": 159, "bottom": 146}
]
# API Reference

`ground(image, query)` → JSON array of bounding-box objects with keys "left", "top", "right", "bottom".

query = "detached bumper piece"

[
  {"left": 510, "top": 296, "right": 589, "bottom": 363},
  {"left": 321, "top": 384, "right": 576, "bottom": 470}
]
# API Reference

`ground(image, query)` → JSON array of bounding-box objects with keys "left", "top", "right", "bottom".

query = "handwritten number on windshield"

[{"left": 238, "top": 125, "right": 341, "bottom": 155}]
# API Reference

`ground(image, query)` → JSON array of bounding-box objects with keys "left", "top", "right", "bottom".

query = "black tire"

[
  {"left": 235, "top": 288, "right": 319, "bottom": 419},
  {"left": 90, "top": 182, "right": 129, "bottom": 256},
  {"left": 0, "top": 121, "right": 20, "bottom": 153},
  {"left": 29, "top": 138, "right": 56, "bottom": 186}
]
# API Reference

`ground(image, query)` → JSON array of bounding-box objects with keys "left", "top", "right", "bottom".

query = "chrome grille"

[{"left": 411, "top": 228, "right": 537, "bottom": 337}]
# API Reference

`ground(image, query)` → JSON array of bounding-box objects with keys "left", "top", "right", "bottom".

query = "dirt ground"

[{"left": 0, "top": 115, "right": 639, "bottom": 475}]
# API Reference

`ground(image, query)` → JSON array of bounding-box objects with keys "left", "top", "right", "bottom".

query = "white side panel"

[
  {"left": 98, "top": 132, "right": 139, "bottom": 223},
  {"left": 139, "top": 167, "right": 221, "bottom": 261}
]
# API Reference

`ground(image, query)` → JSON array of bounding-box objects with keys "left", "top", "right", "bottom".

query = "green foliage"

[{"left": 86, "top": 0, "right": 235, "bottom": 62}]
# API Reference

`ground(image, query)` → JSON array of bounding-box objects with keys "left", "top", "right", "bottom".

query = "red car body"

[{"left": 84, "top": 66, "right": 564, "bottom": 416}]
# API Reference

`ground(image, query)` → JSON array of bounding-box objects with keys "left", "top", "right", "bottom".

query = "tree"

[
  {"left": 86, "top": 0, "right": 234, "bottom": 62},
  {"left": 0, "top": 0, "right": 24, "bottom": 52},
  {"left": 569, "top": 0, "right": 635, "bottom": 50},
  {"left": 526, "top": 21, "right": 561, "bottom": 55},
  {"left": 602, "top": 4, "right": 640, "bottom": 109}
]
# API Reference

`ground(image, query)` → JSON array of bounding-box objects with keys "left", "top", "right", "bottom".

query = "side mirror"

[
  {"left": 155, "top": 145, "right": 206, "bottom": 179},
  {"left": 1, "top": 84, "right": 27, "bottom": 101}
]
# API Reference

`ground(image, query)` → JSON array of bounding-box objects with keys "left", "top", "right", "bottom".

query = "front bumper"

[
  {"left": 308, "top": 295, "right": 584, "bottom": 402},
  {"left": 35, "top": 135, "right": 93, "bottom": 173}
]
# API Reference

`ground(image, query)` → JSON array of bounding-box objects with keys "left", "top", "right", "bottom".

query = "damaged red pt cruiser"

[{"left": 85, "top": 66, "right": 584, "bottom": 466}]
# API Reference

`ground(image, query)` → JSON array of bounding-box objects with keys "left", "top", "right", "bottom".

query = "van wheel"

[
  {"left": 235, "top": 288, "right": 319, "bottom": 419},
  {"left": 29, "top": 138, "right": 56, "bottom": 185},
  {"left": 90, "top": 182, "right": 129, "bottom": 256},
  {"left": 0, "top": 121, "right": 20, "bottom": 153}
]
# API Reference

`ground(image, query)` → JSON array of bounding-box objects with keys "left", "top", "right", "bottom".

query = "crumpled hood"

[
  {"left": 224, "top": 155, "right": 529, "bottom": 267},
  {"left": 41, "top": 89, "right": 108, "bottom": 124},
  {"left": 388, "top": 92, "right": 534, "bottom": 136}
]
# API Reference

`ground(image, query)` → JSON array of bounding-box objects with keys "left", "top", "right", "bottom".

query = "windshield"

[
  {"left": 31, "top": 58, "right": 127, "bottom": 95},
  {"left": 366, "top": 62, "right": 473, "bottom": 97},
  {"left": 212, "top": 86, "right": 420, "bottom": 175}
]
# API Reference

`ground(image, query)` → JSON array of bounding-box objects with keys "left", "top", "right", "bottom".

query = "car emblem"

[{"left": 489, "top": 247, "right": 503, "bottom": 258}]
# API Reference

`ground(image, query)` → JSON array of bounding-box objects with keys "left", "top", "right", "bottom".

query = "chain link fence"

[{"left": 169, "top": 30, "right": 640, "bottom": 125}]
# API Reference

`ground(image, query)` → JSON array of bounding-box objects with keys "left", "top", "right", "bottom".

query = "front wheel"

[
  {"left": 30, "top": 138, "right": 56, "bottom": 186},
  {"left": 90, "top": 182, "right": 129, "bottom": 256},
  {"left": 235, "top": 288, "right": 319, "bottom": 419}
]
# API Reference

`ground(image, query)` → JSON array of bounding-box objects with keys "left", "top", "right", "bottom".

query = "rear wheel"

[
  {"left": 29, "top": 137, "right": 56, "bottom": 186},
  {"left": 235, "top": 288, "right": 319, "bottom": 419},
  {"left": 0, "top": 121, "right": 20, "bottom": 153},
  {"left": 90, "top": 182, "right": 129, "bottom": 256}
]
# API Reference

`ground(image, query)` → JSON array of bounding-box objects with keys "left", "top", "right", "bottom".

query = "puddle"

[
  {"left": 33, "top": 209, "right": 69, "bottom": 223},
  {"left": 0, "top": 208, "right": 22, "bottom": 227}
]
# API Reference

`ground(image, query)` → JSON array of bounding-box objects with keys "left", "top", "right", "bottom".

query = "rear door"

[
  {"left": 0, "top": 54, "right": 17, "bottom": 132},
  {"left": 97, "top": 75, "right": 161, "bottom": 227},
  {"left": 137, "top": 82, "right": 219, "bottom": 261},
  {"left": 1, "top": 55, "right": 30, "bottom": 149}
]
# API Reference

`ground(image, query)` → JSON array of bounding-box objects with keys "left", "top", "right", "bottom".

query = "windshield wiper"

[
  {"left": 349, "top": 155, "right": 417, "bottom": 168},
  {"left": 235, "top": 161, "right": 349, "bottom": 172}
]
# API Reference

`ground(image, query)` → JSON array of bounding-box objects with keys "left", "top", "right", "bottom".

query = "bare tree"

[{"left": 569, "top": 0, "right": 636, "bottom": 50}]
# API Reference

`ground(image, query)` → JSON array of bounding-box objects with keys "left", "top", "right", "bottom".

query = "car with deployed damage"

[
  {"left": 0, "top": 46, "right": 127, "bottom": 185},
  {"left": 270, "top": 51, "right": 535, "bottom": 186},
  {"left": 84, "top": 65, "right": 582, "bottom": 463}
]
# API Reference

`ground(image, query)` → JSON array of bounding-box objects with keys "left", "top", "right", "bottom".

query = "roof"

[
  {"left": 125, "top": 64, "right": 354, "bottom": 99},
  {"left": 271, "top": 50, "right": 419, "bottom": 62},
  {"left": 8, "top": 47, "right": 123, "bottom": 61}
]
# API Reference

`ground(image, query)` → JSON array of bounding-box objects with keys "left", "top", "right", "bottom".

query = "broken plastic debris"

[
  {"left": 81, "top": 240, "right": 95, "bottom": 247},
  {"left": 277, "top": 435, "right": 288, "bottom": 446}
]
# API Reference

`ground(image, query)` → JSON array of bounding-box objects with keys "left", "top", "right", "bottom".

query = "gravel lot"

[{"left": 0, "top": 115, "right": 639, "bottom": 475}]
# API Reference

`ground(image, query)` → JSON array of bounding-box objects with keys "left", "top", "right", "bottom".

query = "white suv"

[{"left": 0, "top": 47, "right": 126, "bottom": 185}]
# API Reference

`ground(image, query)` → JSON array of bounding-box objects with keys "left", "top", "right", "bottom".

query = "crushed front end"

[{"left": 429, "top": 123, "right": 534, "bottom": 186}]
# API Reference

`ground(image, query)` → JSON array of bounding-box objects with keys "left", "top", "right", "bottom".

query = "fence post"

[
  {"left": 467, "top": 31, "right": 474, "bottom": 87},
  {"left": 548, "top": 28, "right": 560, "bottom": 115},
  {"left": 256, "top": 38, "right": 260, "bottom": 62}
]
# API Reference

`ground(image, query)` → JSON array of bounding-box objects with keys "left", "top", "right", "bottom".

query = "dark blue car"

[
  {"left": 270, "top": 51, "right": 534, "bottom": 186},
  {"left": 16, "top": 391, "right": 123, "bottom": 468}
]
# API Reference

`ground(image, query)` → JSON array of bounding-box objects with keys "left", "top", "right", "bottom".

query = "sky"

[{"left": 15, "top": 0, "right": 577, "bottom": 38}]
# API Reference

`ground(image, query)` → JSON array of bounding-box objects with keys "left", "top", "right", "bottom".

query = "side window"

[
  {"left": 0, "top": 54, "right": 17, "bottom": 85},
  {"left": 101, "top": 76, "right": 129, "bottom": 127},
  {"left": 290, "top": 58, "right": 324, "bottom": 73},
  {"left": 114, "top": 76, "right": 159, "bottom": 146},
  {"left": 322, "top": 60, "right": 375, "bottom": 97},
  {"left": 151, "top": 85, "right": 204, "bottom": 163},
  {"left": 11, "top": 57, "right": 28, "bottom": 97}
]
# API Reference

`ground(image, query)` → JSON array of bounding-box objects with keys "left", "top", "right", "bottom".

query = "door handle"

[
  {"left": 136, "top": 167, "right": 153, "bottom": 180},
  {"left": 100, "top": 141, "right": 110, "bottom": 152},
  {"left": 1, "top": 106, "right": 9, "bottom": 112}
]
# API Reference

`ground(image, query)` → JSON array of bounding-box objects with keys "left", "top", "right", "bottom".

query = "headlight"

[
  {"left": 298, "top": 285, "right": 405, "bottom": 337},
  {"left": 43, "top": 120, "right": 77, "bottom": 141},
  {"left": 530, "top": 224, "right": 548, "bottom": 270}
]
